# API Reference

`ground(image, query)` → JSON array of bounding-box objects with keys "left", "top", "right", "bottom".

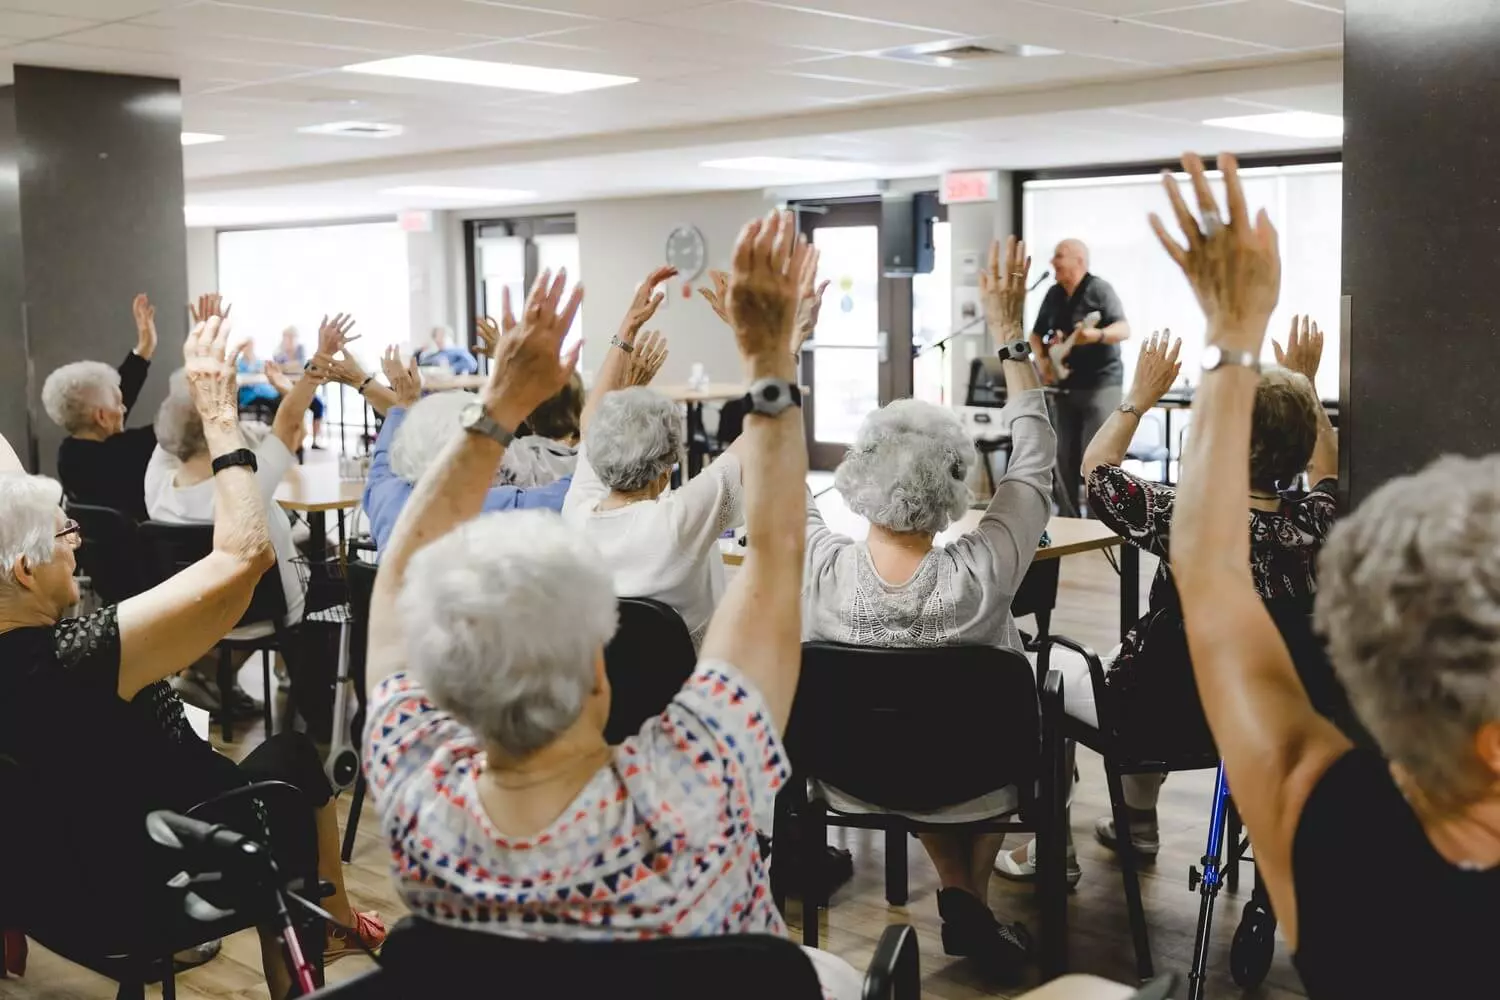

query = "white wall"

[
  {"left": 941, "top": 177, "right": 1016, "bottom": 403},
  {"left": 404, "top": 218, "right": 454, "bottom": 352},
  {"left": 186, "top": 226, "right": 217, "bottom": 295}
]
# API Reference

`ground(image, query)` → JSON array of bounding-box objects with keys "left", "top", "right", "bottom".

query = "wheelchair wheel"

[{"left": 1230, "top": 900, "right": 1276, "bottom": 988}]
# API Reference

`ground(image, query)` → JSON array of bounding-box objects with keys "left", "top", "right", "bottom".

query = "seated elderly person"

[
  {"left": 1156, "top": 152, "right": 1497, "bottom": 998},
  {"left": 0, "top": 319, "right": 381, "bottom": 1000},
  {"left": 417, "top": 324, "right": 478, "bottom": 375},
  {"left": 502, "top": 370, "right": 584, "bottom": 486},
  {"left": 364, "top": 228, "right": 864, "bottom": 997},
  {"left": 800, "top": 237, "right": 1052, "bottom": 981},
  {"left": 996, "top": 319, "right": 1339, "bottom": 881},
  {"left": 41, "top": 293, "right": 161, "bottom": 520}
]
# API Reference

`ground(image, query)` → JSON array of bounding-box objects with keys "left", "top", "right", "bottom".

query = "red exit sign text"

[{"left": 941, "top": 170, "right": 1000, "bottom": 205}]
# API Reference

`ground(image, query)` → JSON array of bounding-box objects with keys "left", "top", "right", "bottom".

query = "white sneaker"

[
  {"left": 1094, "top": 816, "right": 1161, "bottom": 859},
  {"left": 993, "top": 838, "right": 1082, "bottom": 887},
  {"left": 169, "top": 670, "right": 222, "bottom": 713}
]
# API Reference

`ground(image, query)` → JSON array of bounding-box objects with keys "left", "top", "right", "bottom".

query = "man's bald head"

[{"left": 1052, "top": 239, "right": 1090, "bottom": 289}]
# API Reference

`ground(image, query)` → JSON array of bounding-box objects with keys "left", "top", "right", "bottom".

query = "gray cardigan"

[{"left": 801, "top": 389, "right": 1055, "bottom": 653}]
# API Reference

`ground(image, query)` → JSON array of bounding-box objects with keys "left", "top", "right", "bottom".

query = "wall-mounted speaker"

[{"left": 881, "top": 191, "right": 938, "bottom": 277}]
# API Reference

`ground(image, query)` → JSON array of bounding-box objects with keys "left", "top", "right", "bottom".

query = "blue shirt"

[
  {"left": 362, "top": 407, "right": 573, "bottom": 551},
  {"left": 418, "top": 346, "right": 479, "bottom": 375}
]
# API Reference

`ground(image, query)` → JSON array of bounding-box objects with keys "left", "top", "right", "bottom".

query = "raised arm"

[
  {"left": 0, "top": 429, "right": 23, "bottom": 473},
  {"left": 579, "top": 265, "right": 676, "bottom": 434},
  {"left": 366, "top": 271, "right": 583, "bottom": 695},
  {"left": 1273, "top": 314, "right": 1337, "bottom": 486},
  {"left": 117, "top": 317, "right": 276, "bottom": 700},
  {"left": 1082, "top": 331, "right": 1181, "bottom": 473},
  {"left": 700, "top": 211, "right": 810, "bottom": 731},
  {"left": 1153, "top": 152, "right": 1349, "bottom": 950}
]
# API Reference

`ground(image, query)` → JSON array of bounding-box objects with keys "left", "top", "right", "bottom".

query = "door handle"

[{"left": 878, "top": 330, "right": 889, "bottom": 364}]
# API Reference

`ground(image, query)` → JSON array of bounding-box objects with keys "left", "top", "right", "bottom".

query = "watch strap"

[
  {"left": 1204, "top": 346, "right": 1260, "bottom": 373},
  {"left": 211, "top": 448, "right": 258, "bottom": 476},
  {"left": 742, "top": 379, "right": 802, "bottom": 416},
  {"left": 996, "top": 339, "right": 1031, "bottom": 363},
  {"left": 610, "top": 334, "right": 635, "bottom": 354},
  {"left": 461, "top": 403, "right": 516, "bottom": 447}
]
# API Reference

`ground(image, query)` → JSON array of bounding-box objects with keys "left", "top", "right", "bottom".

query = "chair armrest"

[
  {"left": 862, "top": 923, "right": 920, "bottom": 1000},
  {"left": 1036, "top": 633, "right": 1113, "bottom": 733}
]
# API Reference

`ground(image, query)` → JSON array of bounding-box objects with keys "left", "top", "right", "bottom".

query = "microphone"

[{"left": 1028, "top": 269, "right": 1051, "bottom": 292}]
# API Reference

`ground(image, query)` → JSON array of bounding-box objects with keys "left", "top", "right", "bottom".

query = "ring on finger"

[{"left": 1201, "top": 209, "right": 1224, "bottom": 235}]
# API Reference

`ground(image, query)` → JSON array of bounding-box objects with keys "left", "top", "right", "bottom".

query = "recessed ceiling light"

[
  {"left": 701, "top": 156, "right": 875, "bottom": 176},
  {"left": 382, "top": 185, "right": 537, "bottom": 202},
  {"left": 1202, "top": 111, "right": 1344, "bottom": 139},
  {"left": 343, "top": 55, "right": 636, "bottom": 95},
  {"left": 180, "top": 132, "right": 224, "bottom": 146},
  {"left": 297, "top": 121, "right": 405, "bottom": 139}
]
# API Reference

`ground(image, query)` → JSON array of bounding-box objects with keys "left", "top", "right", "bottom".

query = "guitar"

[{"left": 1040, "top": 309, "right": 1102, "bottom": 382}]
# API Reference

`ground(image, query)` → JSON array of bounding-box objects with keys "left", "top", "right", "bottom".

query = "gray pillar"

[
  {"left": 0, "top": 65, "right": 187, "bottom": 474},
  {"left": 1343, "top": 1, "right": 1500, "bottom": 505}
]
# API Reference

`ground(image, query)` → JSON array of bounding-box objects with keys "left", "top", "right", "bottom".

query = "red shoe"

[{"left": 325, "top": 911, "right": 386, "bottom": 964}]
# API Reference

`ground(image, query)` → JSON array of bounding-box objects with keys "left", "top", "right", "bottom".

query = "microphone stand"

[{"left": 913, "top": 269, "right": 1052, "bottom": 359}]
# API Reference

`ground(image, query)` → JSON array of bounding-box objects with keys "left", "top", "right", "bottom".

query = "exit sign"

[
  {"left": 941, "top": 170, "right": 1001, "bottom": 205},
  {"left": 398, "top": 209, "right": 434, "bottom": 232}
]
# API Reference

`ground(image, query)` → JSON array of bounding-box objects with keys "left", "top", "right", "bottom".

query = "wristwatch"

[
  {"left": 996, "top": 339, "right": 1031, "bottom": 363},
  {"left": 211, "top": 448, "right": 258, "bottom": 476},
  {"left": 742, "top": 378, "right": 802, "bottom": 418},
  {"left": 459, "top": 401, "right": 516, "bottom": 447},
  {"left": 1118, "top": 402, "right": 1142, "bottom": 417},
  {"left": 1202, "top": 345, "right": 1261, "bottom": 374}
]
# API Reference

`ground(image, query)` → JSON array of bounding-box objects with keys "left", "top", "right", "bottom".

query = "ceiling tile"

[
  {"left": 0, "top": 0, "right": 173, "bottom": 16},
  {"left": 1026, "top": 0, "right": 1227, "bottom": 14},
  {"left": 469, "top": 0, "right": 719, "bottom": 16},
  {"left": 219, "top": 0, "right": 594, "bottom": 38},
  {"left": 1136, "top": 0, "right": 1344, "bottom": 50},
  {"left": 133, "top": 3, "right": 498, "bottom": 51},
  {"left": 439, "top": 35, "right": 728, "bottom": 82},
  {"left": 642, "top": 1, "right": 960, "bottom": 53},
  {"left": 58, "top": 23, "right": 389, "bottom": 68},
  {"left": 493, "top": 21, "right": 827, "bottom": 73},
  {"left": 0, "top": 10, "right": 98, "bottom": 40}
]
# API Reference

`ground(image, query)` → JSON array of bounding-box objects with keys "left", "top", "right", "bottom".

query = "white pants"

[{"left": 803, "top": 946, "right": 863, "bottom": 1000}]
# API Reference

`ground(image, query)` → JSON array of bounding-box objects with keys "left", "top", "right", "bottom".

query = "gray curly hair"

[
  {"left": 41, "top": 361, "right": 120, "bottom": 435},
  {"left": 153, "top": 371, "right": 208, "bottom": 462},
  {"left": 836, "top": 399, "right": 975, "bottom": 536},
  {"left": 1316, "top": 454, "right": 1500, "bottom": 810},
  {"left": 583, "top": 388, "right": 681, "bottom": 493}
]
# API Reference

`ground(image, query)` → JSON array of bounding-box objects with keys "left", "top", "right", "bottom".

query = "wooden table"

[
  {"left": 275, "top": 460, "right": 364, "bottom": 551},
  {"left": 423, "top": 372, "right": 487, "bottom": 391}
]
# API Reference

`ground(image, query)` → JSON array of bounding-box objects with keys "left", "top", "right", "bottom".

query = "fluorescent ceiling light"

[
  {"left": 702, "top": 156, "right": 874, "bottom": 176},
  {"left": 383, "top": 185, "right": 536, "bottom": 202},
  {"left": 1202, "top": 111, "right": 1344, "bottom": 139},
  {"left": 343, "top": 55, "right": 636, "bottom": 94},
  {"left": 180, "top": 132, "right": 224, "bottom": 146},
  {"left": 297, "top": 121, "right": 404, "bottom": 139}
]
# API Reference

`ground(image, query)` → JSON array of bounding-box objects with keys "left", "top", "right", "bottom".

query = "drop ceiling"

[{"left": 0, "top": 0, "right": 1346, "bottom": 224}]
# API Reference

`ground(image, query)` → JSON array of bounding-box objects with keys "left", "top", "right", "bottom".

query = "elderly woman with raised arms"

[
  {"left": 362, "top": 212, "right": 863, "bottom": 998},
  {"left": 0, "top": 317, "right": 381, "bottom": 999}
]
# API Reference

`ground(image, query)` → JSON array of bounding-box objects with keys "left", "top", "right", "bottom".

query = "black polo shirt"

[{"left": 1032, "top": 273, "right": 1127, "bottom": 390}]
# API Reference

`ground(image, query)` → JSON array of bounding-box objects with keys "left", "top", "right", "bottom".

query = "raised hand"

[
  {"left": 318, "top": 312, "right": 359, "bottom": 356},
  {"left": 1150, "top": 152, "right": 1281, "bottom": 352},
  {"left": 1128, "top": 330, "right": 1183, "bottom": 411},
  {"left": 979, "top": 235, "right": 1030, "bottom": 342},
  {"left": 263, "top": 360, "right": 294, "bottom": 396},
  {"left": 182, "top": 315, "right": 243, "bottom": 429},
  {"left": 617, "top": 265, "right": 677, "bottom": 348},
  {"left": 483, "top": 268, "right": 584, "bottom": 424},
  {"left": 132, "top": 293, "right": 158, "bottom": 360},
  {"left": 188, "top": 293, "right": 231, "bottom": 324},
  {"left": 306, "top": 351, "right": 365, "bottom": 387},
  {"left": 792, "top": 246, "right": 827, "bottom": 354},
  {"left": 1273, "top": 314, "right": 1323, "bottom": 380},
  {"left": 625, "top": 330, "right": 669, "bottom": 387},
  {"left": 697, "top": 269, "right": 731, "bottom": 326},
  {"left": 727, "top": 209, "right": 810, "bottom": 375},
  {"left": 382, "top": 345, "right": 422, "bottom": 408}
]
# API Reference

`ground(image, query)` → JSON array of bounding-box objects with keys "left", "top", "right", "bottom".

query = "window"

[
  {"left": 466, "top": 215, "right": 579, "bottom": 358},
  {"left": 1023, "top": 162, "right": 1342, "bottom": 400}
]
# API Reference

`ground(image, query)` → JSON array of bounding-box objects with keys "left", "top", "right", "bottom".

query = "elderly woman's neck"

[
  {"left": 174, "top": 451, "right": 214, "bottom": 487},
  {"left": 70, "top": 426, "right": 111, "bottom": 443},
  {"left": 0, "top": 589, "right": 58, "bottom": 632},
  {"left": 601, "top": 480, "right": 668, "bottom": 510},
  {"left": 865, "top": 525, "right": 937, "bottom": 585}
]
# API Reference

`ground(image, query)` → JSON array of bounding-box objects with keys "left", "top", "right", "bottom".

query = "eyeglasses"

[{"left": 55, "top": 519, "right": 82, "bottom": 549}]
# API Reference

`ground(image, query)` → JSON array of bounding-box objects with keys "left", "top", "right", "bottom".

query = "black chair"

[
  {"left": 68, "top": 502, "right": 149, "bottom": 604},
  {"left": 318, "top": 915, "right": 920, "bottom": 1000},
  {"left": 777, "top": 643, "right": 1070, "bottom": 978},
  {"left": 1125, "top": 411, "right": 1172, "bottom": 483},
  {"left": 601, "top": 597, "right": 697, "bottom": 745},
  {"left": 1012, "top": 558, "right": 1061, "bottom": 678},
  {"left": 338, "top": 557, "right": 378, "bottom": 863},
  {"left": 138, "top": 521, "right": 294, "bottom": 742}
]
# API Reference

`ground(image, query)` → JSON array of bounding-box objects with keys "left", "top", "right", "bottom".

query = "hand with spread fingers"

[
  {"left": 307, "top": 352, "right": 365, "bottom": 387},
  {"left": 132, "top": 293, "right": 158, "bottom": 360},
  {"left": 792, "top": 246, "right": 827, "bottom": 355},
  {"left": 697, "top": 269, "right": 731, "bottom": 326},
  {"left": 625, "top": 330, "right": 670, "bottom": 387},
  {"left": 382, "top": 345, "right": 423, "bottom": 408},
  {"left": 263, "top": 360, "right": 295, "bottom": 396},
  {"left": 617, "top": 265, "right": 676, "bottom": 349},
  {"left": 726, "top": 209, "right": 810, "bottom": 376},
  {"left": 188, "top": 293, "right": 231, "bottom": 325},
  {"left": 1127, "top": 330, "right": 1183, "bottom": 412},
  {"left": 476, "top": 287, "right": 519, "bottom": 358},
  {"left": 318, "top": 312, "right": 360, "bottom": 357},
  {"left": 183, "top": 315, "right": 243, "bottom": 429},
  {"left": 979, "top": 235, "right": 1030, "bottom": 343},
  {"left": 1149, "top": 152, "right": 1281, "bottom": 351},
  {"left": 483, "top": 268, "right": 584, "bottom": 426},
  {"left": 1273, "top": 314, "right": 1323, "bottom": 380}
]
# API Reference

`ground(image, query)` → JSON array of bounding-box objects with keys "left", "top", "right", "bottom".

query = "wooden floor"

[{"left": 0, "top": 548, "right": 1308, "bottom": 1000}]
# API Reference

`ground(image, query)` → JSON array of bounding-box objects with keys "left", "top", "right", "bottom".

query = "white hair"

[
  {"left": 390, "top": 390, "right": 474, "bottom": 484},
  {"left": 0, "top": 473, "right": 63, "bottom": 590},
  {"left": 153, "top": 370, "right": 208, "bottom": 462},
  {"left": 583, "top": 388, "right": 681, "bottom": 493},
  {"left": 835, "top": 399, "right": 975, "bottom": 536},
  {"left": 41, "top": 362, "right": 120, "bottom": 435},
  {"left": 398, "top": 510, "right": 619, "bottom": 756}
]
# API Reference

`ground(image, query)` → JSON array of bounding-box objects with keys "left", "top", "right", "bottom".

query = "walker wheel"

[{"left": 1230, "top": 901, "right": 1276, "bottom": 988}]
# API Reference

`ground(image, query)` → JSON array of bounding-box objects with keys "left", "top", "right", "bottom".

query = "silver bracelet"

[{"left": 610, "top": 334, "right": 634, "bottom": 354}]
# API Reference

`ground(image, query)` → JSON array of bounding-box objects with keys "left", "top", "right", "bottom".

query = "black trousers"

[{"left": 1049, "top": 384, "right": 1122, "bottom": 516}]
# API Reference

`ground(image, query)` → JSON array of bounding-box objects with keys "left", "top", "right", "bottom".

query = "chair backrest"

[
  {"left": 377, "top": 917, "right": 823, "bottom": 1000},
  {"left": 67, "top": 502, "right": 147, "bottom": 604},
  {"left": 346, "top": 556, "right": 378, "bottom": 698},
  {"left": 138, "top": 521, "right": 287, "bottom": 628},
  {"left": 786, "top": 642, "right": 1041, "bottom": 813},
  {"left": 715, "top": 396, "right": 750, "bottom": 449},
  {"left": 602, "top": 598, "right": 697, "bottom": 744}
]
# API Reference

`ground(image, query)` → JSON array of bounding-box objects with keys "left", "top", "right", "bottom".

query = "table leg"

[
  {"left": 686, "top": 401, "right": 708, "bottom": 479},
  {"left": 309, "top": 510, "right": 328, "bottom": 559},
  {"left": 336, "top": 510, "right": 346, "bottom": 558},
  {"left": 1120, "top": 543, "right": 1140, "bottom": 640},
  {"left": 1164, "top": 407, "right": 1175, "bottom": 485}
]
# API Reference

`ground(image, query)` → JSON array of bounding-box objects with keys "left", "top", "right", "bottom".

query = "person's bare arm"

[
  {"left": 579, "top": 265, "right": 676, "bottom": 434},
  {"left": 1095, "top": 320, "right": 1131, "bottom": 345},
  {"left": 1273, "top": 314, "right": 1337, "bottom": 485},
  {"left": 0, "top": 429, "right": 23, "bottom": 473},
  {"left": 1082, "top": 331, "right": 1181, "bottom": 474},
  {"left": 1152, "top": 152, "right": 1350, "bottom": 950},
  {"left": 366, "top": 271, "right": 584, "bottom": 695},
  {"left": 117, "top": 316, "right": 276, "bottom": 700},
  {"left": 699, "top": 211, "right": 810, "bottom": 732}
]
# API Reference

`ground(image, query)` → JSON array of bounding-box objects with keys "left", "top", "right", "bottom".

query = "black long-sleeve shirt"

[{"left": 56, "top": 352, "right": 157, "bottom": 521}]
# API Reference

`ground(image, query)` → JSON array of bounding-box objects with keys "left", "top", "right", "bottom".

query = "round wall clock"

[{"left": 665, "top": 224, "right": 707, "bottom": 280}]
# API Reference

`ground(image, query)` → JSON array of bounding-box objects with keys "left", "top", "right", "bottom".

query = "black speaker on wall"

[{"left": 881, "top": 192, "right": 937, "bottom": 277}]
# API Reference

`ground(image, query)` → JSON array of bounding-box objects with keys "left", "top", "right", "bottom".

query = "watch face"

[
  {"left": 665, "top": 225, "right": 707, "bottom": 281},
  {"left": 459, "top": 401, "right": 486, "bottom": 429}
]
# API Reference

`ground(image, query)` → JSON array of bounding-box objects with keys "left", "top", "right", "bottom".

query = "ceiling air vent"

[
  {"left": 879, "top": 40, "right": 1062, "bottom": 66},
  {"left": 297, "top": 120, "right": 405, "bottom": 139}
]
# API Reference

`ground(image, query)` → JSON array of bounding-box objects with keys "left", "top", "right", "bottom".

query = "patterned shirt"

[{"left": 364, "top": 660, "right": 789, "bottom": 940}]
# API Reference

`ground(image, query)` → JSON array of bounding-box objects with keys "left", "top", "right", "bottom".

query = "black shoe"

[
  {"left": 173, "top": 938, "right": 221, "bottom": 971},
  {"left": 936, "top": 888, "right": 1032, "bottom": 982},
  {"left": 767, "top": 840, "right": 855, "bottom": 900}
]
